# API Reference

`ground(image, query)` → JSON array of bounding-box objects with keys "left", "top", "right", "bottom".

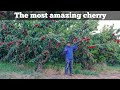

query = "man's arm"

[
  {"left": 63, "top": 46, "right": 67, "bottom": 55},
  {"left": 73, "top": 42, "right": 78, "bottom": 51},
  {"left": 73, "top": 44, "right": 78, "bottom": 51}
]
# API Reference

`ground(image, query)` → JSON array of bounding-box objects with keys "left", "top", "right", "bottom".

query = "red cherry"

[
  {"left": 3, "top": 25, "right": 6, "bottom": 30},
  {"left": 8, "top": 42, "right": 14, "bottom": 46},
  {"left": 62, "top": 38, "right": 65, "bottom": 41},
  {"left": 88, "top": 45, "right": 96, "bottom": 49},
  {"left": 23, "top": 30, "right": 27, "bottom": 36},
  {"left": 16, "top": 42, "right": 20, "bottom": 46},
  {"left": 0, "top": 42, "right": 2, "bottom": 45},
  {"left": 35, "top": 24, "right": 39, "bottom": 27},
  {"left": 86, "top": 37, "right": 90, "bottom": 41},
  {"left": 46, "top": 24, "right": 49, "bottom": 27},
  {"left": 26, "top": 45, "right": 29, "bottom": 51},
  {"left": 73, "top": 37, "right": 78, "bottom": 43},
  {"left": 116, "top": 40, "right": 120, "bottom": 44},
  {"left": 112, "top": 33, "right": 115, "bottom": 36},
  {"left": 56, "top": 42, "right": 61, "bottom": 48},
  {"left": 40, "top": 35, "right": 45, "bottom": 40}
]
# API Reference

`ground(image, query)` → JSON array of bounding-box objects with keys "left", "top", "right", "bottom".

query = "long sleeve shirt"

[{"left": 63, "top": 44, "right": 78, "bottom": 60}]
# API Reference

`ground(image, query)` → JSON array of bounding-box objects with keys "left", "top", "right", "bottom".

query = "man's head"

[{"left": 67, "top": 41, "right": 71, "bottom": 46}]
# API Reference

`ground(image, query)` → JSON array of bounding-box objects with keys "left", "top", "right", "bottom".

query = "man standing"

[{"left": 63, "top": 41, "right": 78, "bottom": 76}]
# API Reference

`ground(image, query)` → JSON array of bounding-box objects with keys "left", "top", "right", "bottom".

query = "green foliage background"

[{"left": 0, "top": 20, "right": 120, "bottom": 69}]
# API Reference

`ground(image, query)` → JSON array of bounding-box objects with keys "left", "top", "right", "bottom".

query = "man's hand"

[{"left": 73, "top": 42, "right": 77, "bottom": 44}]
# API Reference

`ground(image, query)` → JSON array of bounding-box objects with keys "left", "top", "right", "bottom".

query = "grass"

[
  {"left": 0, "top": 61, "right": 120, "bottom": 79},
  {"left": 72, "top": 63, "right": 98, "bottom": 76},
  {"left": 44, "top": 62, "right": 99, "bottom": 76},
  {"left": 0, "top": 62, "right": 35, "bottom": 75},
  {"left": 90, "top": 63, "right": 120, "bottom": 75},
  {"left": 0, "top": 63, "right": 19, "bottom": 72}
]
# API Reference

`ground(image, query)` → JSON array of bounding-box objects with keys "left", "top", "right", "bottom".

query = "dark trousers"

[{"left": 65, "top": 59, "right": 73, "bottom": 75}]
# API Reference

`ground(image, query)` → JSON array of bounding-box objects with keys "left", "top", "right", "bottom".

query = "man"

[{"left": 63, "top": 41, "right": 78, "bottom": 76}]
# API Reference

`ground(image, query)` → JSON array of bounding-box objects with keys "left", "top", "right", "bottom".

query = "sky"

[
  {"left": 97, "top": 20, "right": 120, "bottom": 30},
  {"left": 93, "top": 20, "right": 120, "bottom": 39}
]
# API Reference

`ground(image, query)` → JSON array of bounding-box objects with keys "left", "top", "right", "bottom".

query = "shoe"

[{"left": 64, "top": 73, "right": 68, "bottom": 76}]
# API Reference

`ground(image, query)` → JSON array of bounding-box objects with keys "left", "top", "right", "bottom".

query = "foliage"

[{"left": 0, "top": 20, "right": 120, "bottom": 70}]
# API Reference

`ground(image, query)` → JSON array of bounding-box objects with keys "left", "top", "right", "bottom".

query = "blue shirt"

[{"left": 63, "top": 44, "right": 78, "bottom": 60}]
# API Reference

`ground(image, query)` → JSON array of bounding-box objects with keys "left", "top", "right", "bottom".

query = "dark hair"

[{"left": 67, "top": 41, "right": 71, "bottom": 44}]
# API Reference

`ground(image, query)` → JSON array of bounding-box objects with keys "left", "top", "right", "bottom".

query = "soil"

[{"left": 5, "top": 69, "right": 120, "bottom": 79}]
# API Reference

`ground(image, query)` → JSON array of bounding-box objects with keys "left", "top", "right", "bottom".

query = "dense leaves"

[{"left": 0, "top": 20, "right": 120, "bottom": 70}]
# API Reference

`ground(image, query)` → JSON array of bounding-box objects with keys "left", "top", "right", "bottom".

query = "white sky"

[
  {"left": 91, "top": 20, "right": 120, "bottom": 36},
  {"left": 97, "top": 20, "right": 120, "bottom": 30},
  {"left": 94, "top": 20, "right": 120, "bottom": 40}
]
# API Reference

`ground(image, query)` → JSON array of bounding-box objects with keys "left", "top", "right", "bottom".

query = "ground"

[
  {"left": 0, "top": 62, "right": 120, "bottom": 79},
  {"left": 1, "top": 69, "right": 120, "bottom": 79}
]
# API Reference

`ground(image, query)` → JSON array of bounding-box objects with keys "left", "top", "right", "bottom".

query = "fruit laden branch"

[
  {"left": 0, "top": 20, "right": 120, "bottom": 71},
  {"left": 34, "top": 50, "right": 49, "bottom": 72}
]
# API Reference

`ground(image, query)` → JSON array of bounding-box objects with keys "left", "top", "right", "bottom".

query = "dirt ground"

[
  {"left": 2, "top": 69, "right": 120, "bottom": 79},
  {"left": 51, "top": 73, "right": 120, "bottom": 79},
  {"left": 1, "top": 64, "right": 120, "bottom": 79},
  {"left": 5, "top": 72, "right": 120, "bottom": 79},
  {"left": 41, "top": 69, "right": 120, "bottom": 79}
]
